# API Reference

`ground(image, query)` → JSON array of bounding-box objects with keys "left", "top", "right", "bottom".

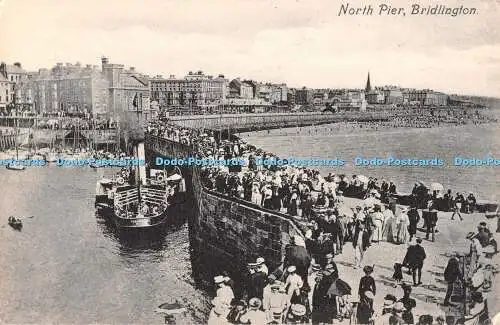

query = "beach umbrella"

[
  {"left": 356, "top": 175, "right": 369, "bottom": 184},
  {"left": 430, "top": 182, "right": 444, "bottom": 192}
]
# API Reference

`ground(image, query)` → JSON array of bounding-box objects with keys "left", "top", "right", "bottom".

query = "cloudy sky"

[{"left": 0, "top": 0, "right": 499, "bottom": 96}]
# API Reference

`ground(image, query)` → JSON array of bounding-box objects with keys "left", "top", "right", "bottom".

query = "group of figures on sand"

[{"left": 368, "top": 202, "right": 419, "bottom": 245}]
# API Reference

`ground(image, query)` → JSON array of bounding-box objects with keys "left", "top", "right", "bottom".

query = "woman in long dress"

[
  {"left": 395, "top": 208, "right": 410, "bottom": 244},
  {"left": 371, "top": 205, "right": 384, "bottom": 242},
  {"left": 381, "top": 206, "right": 395, "bottom": 242}
]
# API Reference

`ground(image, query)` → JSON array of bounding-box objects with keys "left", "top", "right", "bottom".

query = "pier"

[{"left": 145, "top": 134, "right": 306, "bottom": 292}]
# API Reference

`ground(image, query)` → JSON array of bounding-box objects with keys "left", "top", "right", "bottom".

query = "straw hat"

[
  {"left": 364, "top": 290, "right": 375, "bottom": 300},
  {"left": 214, "top": 275, "right": 224, "bottom": 284},
  {"left": 287, "top": 265, "right": 297, "bottom": 273},
  {"left": 256, "top": 257, "right": 265, "bottom": 265},
  {"left": 248, "top": 297, "right": 262, "bottom": 309},
  {"left": 393, "top": 302, "right": 404, "bottom": 312},
  {"left": 363, "top": 265, "right": 374, "bottom": 274}
]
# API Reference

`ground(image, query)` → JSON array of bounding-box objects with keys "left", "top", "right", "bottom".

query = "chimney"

[{"left": 101, "top": 57, "right": 109, "bottom": 65}]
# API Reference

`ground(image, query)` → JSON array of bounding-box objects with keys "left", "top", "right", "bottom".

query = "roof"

[{"left": 5, "top": 64, "right": 26, "bottom": 74}]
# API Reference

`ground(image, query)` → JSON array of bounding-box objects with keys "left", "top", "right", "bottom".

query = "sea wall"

[{"left": 145, "top": 135, "right": 304, "bottom": 292}]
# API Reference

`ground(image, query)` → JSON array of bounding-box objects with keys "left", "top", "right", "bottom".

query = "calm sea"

[
  {"left": 243, "top": 123, "right": 500, "bottom": 201},
  {"left": 0, "top": 122, "right": 499, "bottom": 323}
]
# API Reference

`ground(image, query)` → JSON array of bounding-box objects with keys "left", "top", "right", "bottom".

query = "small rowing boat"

[{"left": 8, "top": 216, "right": 22, "bottom": 230}]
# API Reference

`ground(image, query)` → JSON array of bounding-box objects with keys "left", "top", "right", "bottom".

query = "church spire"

[{"left": 365, "top": 72, "right": 372, "bottom": 92}]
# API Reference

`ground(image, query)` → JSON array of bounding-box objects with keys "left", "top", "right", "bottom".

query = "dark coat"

[
  {"left": 312, "top": 273, "right": 336, "bottom": 323},
  {"left": 248, "top": 271, "right": 267, "bottom": 300},
  {"left": 284, "top": 245, "right": 311, "bottom": 277},
  {"left": 356, "top": 296, "right": 374, "bottom": 324},
  {"left": 352, "top": 229, "right": 370, "bottom": 251},
  {"left": 404, "top": 245, "right": 426, "bottom": 268},
  {"left": 407, "top": 208, "right": 420, "bottom": 235},
  {"left": 444, "top": 257, "right": 461, "bottom": 283},
  {"left": 359, "top": 275, "right": 376, "bottom": 296}
]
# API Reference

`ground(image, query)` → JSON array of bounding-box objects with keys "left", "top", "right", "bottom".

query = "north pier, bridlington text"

[{"left": 338, "top": 3, "right": 478, "bottom": 17}]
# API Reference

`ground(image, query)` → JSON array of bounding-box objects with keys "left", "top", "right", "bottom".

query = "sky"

[{"left": 0, "top": 0, "right": 499, "bottom": 97}]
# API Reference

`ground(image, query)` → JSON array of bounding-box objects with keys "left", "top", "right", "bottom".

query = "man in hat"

[
  {"left": 324, "top": 254, "right": 339, "bottom": 279},
  {"left": 451, "top": 192, "right": 464, "bottom": 221},
  {"left": 407, "top": 204, "right": 420, "bottom": 242},
  {"left": 404, "top": 238, "right": 426, "bottom": 286},
  {"left": 353, "top": 223, "right": 370, "bottom": 269},
  {"left": 308, "top": 263, "right": 322, "bottom": 303},
  {"left": 311, "top": 263, "right": 337, "bottom": 325},
  {"left": 443, "top": 253, "right": 462, "bottom": 306},
  {"left": 255, "top": 257, "right": 269, "bottom": 275},
  {"left": 354, "top": 205, "right": 366, "bottom": 222},
  {"left": 425, "top": 207, "right": 438, "bottom": 241},
  {"left": 247, "top": 262, "right": 267, "bottom": 300},
  {"left": 382, "top": 294, "right": 397, "bottom": 315},
  {"left": 240, "top": 298, "right": 267, "bottom": 324}
]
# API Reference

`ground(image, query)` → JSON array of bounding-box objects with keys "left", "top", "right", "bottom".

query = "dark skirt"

[{"left": 356, "top": 301, "right": 373, "bottom": 324}]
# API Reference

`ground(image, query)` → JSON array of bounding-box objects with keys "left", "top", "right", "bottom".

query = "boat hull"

[
  {"left": 95, "top": 199, "right": 169, "bottom": 231},
  {"left": 6, "top": 165, "right": 26, "bottom": 171}
]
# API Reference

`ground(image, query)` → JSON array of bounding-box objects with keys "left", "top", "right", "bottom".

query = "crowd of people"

[{"left": 145, "top": 122, "right": 497, "bottom": 324}]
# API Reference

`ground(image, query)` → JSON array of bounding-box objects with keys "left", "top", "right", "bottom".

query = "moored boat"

[
  {"left": 95, "top": 97, "right": 186, "bottom": 231},
  {"left": 8, "top": 216, "right": 22, "bottom": 230},
  {"left": 6, "top": 164, "right": 26, "bottom": 171}
]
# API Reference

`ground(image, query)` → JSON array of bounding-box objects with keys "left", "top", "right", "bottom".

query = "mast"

[{"left": 14, "top": 95, "right": 19, "bottom": 160}]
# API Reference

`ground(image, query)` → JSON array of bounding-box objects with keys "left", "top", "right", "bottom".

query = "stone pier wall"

[{"left": 145, "top": 135, "right": 304, "bottom": 291}]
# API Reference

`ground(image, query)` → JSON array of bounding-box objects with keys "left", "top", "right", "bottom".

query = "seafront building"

[
  {"left": 9, "top": 58, "right": 150, "bottom": 118},
  {"left": 0, "top": 61, "right": 459, "bottom": 117},
  {"left": 150, "top": 71, "right": 227, "bottom": 110},
  {"left": 0, "top": 62, "right": 28, "bottom": 111}
]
